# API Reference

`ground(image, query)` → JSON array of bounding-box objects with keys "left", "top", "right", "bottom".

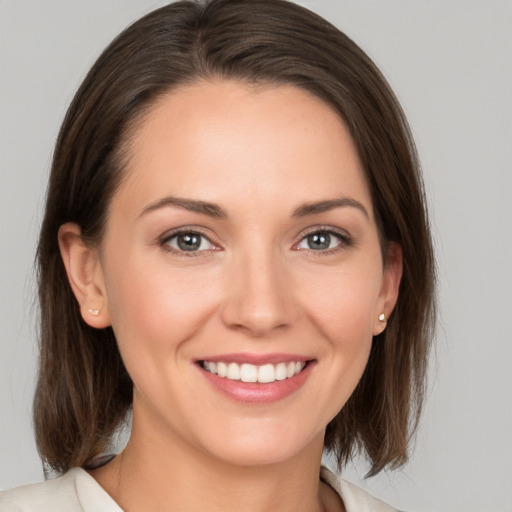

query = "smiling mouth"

[{"left": 199, "top": 360, "right": 308, "bottom": 384}]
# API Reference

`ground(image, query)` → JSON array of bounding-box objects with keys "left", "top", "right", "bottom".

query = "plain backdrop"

[{"left": 1, "top": 1, "right": 511, "bottom": 511}]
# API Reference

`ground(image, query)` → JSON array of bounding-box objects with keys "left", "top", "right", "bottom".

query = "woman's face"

[{"left": 93, "top": 80, "right": 400, "bottom": 466}]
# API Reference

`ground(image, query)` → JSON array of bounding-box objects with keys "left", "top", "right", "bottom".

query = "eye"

[
  {"left": 163, "top": 231, "right": 215, "bottom": 253},
  {"left": 296, "top": 229, "right": 348, "bottom": 251}
]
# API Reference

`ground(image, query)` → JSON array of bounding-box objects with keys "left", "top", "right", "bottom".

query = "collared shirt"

[{"left": 0, "top": 466, "right": 399, "bottom": 511}]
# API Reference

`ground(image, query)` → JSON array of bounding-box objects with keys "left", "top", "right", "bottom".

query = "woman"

[{"left": 0, "top": 0, "right": 435, "bottom": 510}]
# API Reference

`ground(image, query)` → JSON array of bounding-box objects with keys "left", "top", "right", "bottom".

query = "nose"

[{"left": 220, "top": 247, "right": 296, "bottom": 338}]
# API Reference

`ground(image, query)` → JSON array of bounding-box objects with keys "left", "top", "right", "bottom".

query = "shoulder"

[
  {"left": 0, "top": 469, "right": 83, "bottom": 512},
  {"left": 0, "top": 467, "right": 121, "bottom": 512},
  {"left": 320, "top": 466, "right": 402, "bottom": 512}
]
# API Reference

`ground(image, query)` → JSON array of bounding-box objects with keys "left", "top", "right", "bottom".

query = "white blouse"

[{"left": 0, "top": 466, "right": 398, "bottom": 511}]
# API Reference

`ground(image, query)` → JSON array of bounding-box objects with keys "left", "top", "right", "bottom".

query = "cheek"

[
  {"left": 298, "top": 262, "right": 382, "bottom": 345},
  {"left": 105, "top": 256, "right": 221, "bottom": 360}
]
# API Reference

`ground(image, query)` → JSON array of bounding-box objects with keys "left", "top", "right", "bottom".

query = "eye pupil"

[
  {"left": 177, "top": 233, "right": 201, "bottom": 251},
  {"left": 308, "top": 232, "right": 330, "bottom": 250}
]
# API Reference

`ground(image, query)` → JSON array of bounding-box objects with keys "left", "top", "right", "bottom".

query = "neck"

[{"left": 91, "top": 407, "right": 340, "bottom": 512}]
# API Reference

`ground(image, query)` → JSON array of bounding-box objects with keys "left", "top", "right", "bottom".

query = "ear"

[
  {"left": 58, "top": 223, "right": 111, "bottom": 328},
  {"left": 373, "top": 242, "right": 403, "bottom": 336}
]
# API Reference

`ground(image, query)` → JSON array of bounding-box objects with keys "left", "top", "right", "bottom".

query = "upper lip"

[{"left": 196, "top": 352, "right": 313, "bottom": 365}]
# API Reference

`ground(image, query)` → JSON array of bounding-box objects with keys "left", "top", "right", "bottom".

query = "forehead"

[{"left": 115, "top": 79, "right": 373, "bottom": 218}]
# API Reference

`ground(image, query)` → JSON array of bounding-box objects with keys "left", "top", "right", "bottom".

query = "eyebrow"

[
  {"left": 138, "top": 195, "right": 369, "bottom": 220},
  {"left": 292, "top": 197, "right": 369, "bottom": 219},
  {"left": 139, "top": 196, "right": 228, "bottom": 219}
]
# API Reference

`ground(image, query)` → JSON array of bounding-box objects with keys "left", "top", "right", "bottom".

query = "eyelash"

[
  {"left": 159, "top": 226, "right": 352, "bottom": 257},
  {"left": 294, "top": 226, "right": 353, "bottom": 255},
  {"left": 159, "top": 227, "right": 217, "bottom": 257}
]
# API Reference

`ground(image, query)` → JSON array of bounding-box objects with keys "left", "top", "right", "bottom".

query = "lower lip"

[{"left": 197, "top": 362, "right": 315, "bottom": 404}]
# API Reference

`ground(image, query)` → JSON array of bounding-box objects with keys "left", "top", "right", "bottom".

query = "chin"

[{"left": 194, "top": 420, "right": 324, "bottom": 468}]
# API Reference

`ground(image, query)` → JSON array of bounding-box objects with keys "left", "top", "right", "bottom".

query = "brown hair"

[{"left": 35, "top": 0, "right": 435, "bottom": 476}]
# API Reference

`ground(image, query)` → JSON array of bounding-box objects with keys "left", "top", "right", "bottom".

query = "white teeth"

[
  {"left": 258, "top": 364, "right": 275, "bottom": 383},
  {"left": 202, "top": 360, "right": 306, "bottom": 383},
  {"left": 275, "top": 363, "right": 287, "bottom": 381},
  {"left": 227, "top": 362, "right": 240, "bottom": 380},
  {"left": 217, "top": 362, "right": 227, "bottom": 377},
  {"left": 240, "top": 364, "right": 258, "bottom": 383}
]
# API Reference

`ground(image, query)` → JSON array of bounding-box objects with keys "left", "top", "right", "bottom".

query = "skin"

[{"left": 59, "top": 80, "right": 402, "bottom": 512}]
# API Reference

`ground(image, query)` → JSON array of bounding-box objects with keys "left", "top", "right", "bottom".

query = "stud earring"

[
  {"left": 88, "top": 309, "right": 100, "bottom": 316},
  {"left": 378, "top": 313, "right": 386, "bottom": 322}
]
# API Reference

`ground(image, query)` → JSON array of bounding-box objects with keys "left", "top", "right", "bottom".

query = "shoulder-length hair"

[{"left": 35, "top": 0, "right": 435, "bottom": 477}]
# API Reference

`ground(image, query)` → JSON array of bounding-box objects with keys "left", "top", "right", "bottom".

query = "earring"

[
  {"left": 88, "top": 309, "right": 100, "bottom": 316},
  {"left": 378, "top": 313, "right": 386, "bottom": 322}
]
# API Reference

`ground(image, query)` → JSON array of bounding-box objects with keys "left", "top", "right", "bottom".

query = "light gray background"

[{"left": 1, "top": 1, "right": 511, "bottom": 511}]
